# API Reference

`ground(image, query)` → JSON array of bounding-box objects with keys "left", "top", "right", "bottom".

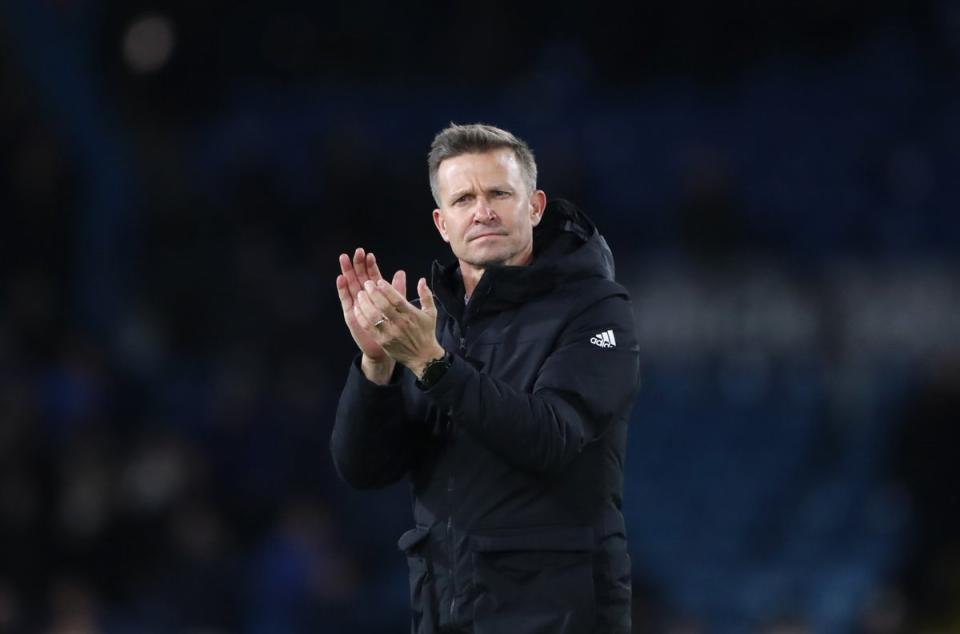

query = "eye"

[
  {"left": 454, "top": 194, "right": 473, "bottom": 205},
  {"left": 493, "top": 190, "right": 511, "bottom": 198}
]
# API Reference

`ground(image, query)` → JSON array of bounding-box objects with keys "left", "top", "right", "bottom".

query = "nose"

[{"left": 473, "top": 198, "right": 497, "bottom": 223}]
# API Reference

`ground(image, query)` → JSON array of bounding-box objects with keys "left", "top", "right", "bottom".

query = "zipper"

[
  {"left": 447, "top": 493, "right": 456, "bottom": 622},
  {"left": 447, "top": 314, "right": 462, "bottom": 624}
]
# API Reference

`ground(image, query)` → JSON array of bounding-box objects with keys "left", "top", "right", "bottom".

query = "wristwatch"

[{"left": 416, "top": 351, "right": 452, "bottom": 390}]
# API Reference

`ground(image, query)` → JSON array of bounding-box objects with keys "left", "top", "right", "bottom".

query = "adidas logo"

[{"left": 590, "top": 329, "right": 617, "bottom": 348}]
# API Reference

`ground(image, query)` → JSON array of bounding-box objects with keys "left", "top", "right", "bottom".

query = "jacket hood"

[{"left": 431, "top": 199, "right": 616, "bottom": 316}]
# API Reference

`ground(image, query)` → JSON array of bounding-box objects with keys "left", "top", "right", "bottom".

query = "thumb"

[{"left": 418, "top": 277, "right": 436, "bottom": 315}]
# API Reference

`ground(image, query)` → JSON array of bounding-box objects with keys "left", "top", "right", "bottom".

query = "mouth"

[{"left": 470, "top": 233, "right": 505, "bottom": 241}]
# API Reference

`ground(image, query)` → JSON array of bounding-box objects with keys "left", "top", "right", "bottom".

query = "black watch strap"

[{"left": 416, "top": 351, "right": 452, "bottom": 390}]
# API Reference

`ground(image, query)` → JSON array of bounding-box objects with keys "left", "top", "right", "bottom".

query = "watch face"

[{"left": 420, "top": 354, "right": 451, "bottom": 388}]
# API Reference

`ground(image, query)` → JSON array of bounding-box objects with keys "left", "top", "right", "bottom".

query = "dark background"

[{"left": 1, "top": 1, "right": 959, "bottom": 631}]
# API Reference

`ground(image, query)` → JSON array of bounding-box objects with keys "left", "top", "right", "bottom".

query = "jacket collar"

[{"left": 430, "top": 199, "right": 614, "bottom": 319}]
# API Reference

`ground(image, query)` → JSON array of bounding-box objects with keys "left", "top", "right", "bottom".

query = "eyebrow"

[
  {"left": 448, "top": 188, "right": 473, "bottom": 203},
  {"left": 448, "top": 184, "right": 513, "bottom": 202}
]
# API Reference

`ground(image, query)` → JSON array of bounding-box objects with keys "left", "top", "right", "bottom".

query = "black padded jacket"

[{"left": 331, "top": 199, "right": 641, "bottom": 633}]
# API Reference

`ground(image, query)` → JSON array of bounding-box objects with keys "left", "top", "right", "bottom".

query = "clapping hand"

[
  {"left": 336, "top": 248, "right": 445, "bottom": 385},
  {"left": 337, "top": 248, "right": 406, "bottom": 382}
]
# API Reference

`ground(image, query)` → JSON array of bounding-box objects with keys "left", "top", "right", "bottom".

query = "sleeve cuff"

[
  {"left": 418, "top": 353, "right": 472, "bottom": 408},
  {"left": 348, "top": 354, "right": 405, "bottom": 390}
]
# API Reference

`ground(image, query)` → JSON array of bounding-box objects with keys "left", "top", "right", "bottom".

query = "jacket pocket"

[
  {"left": 469, "top": 527, "right": 596, "bottom": 633},
  {"left": 398, "top": 526, "right": 431, "bottom": 630}
]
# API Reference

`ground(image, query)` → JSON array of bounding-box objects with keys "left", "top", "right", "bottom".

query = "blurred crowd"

[{"left": 2, "top": 0, "right": 959, "bottom": 632}]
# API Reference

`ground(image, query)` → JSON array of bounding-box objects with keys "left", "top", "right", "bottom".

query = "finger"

[
  {"left": 353, "top": 247, "right": 369, "bottom": 282},
  {"left": 363, "top": 280, "right": 396, "bottom": 314},
  {"left": 376, "top": 278, "right": 414, "bottom": 311},
  {"left": 339, "top": 253, "right": 363, "bottom": 298},
  {"left": 336, "top": 274, "right": 354, "bottom": 312},
  {"left": 353, "top": 302, "right": 371, "bottom": 330},
  {"left": 418, "top": 278, "right": 436, "bottom": 315},
  {"left": 392, "top": 269, "right": 406, "bottom": 298},
  {"left": 366, "top": 252, "right": 384, "bottom": 282},
  {"left": 356, "top": 289, "right": 386, "bottom": 325}
]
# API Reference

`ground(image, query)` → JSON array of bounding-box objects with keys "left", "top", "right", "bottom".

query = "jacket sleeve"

[
  {"left": 330, "top": 356, "right": 426, "bottom": 489},
  {"left": 422, "top": 293, "right": 640, "bottom": 476}
]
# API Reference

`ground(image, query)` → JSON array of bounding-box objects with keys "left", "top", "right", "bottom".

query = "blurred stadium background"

[{"left": 2, "top": 1, "right": 959, "bottom": 632}]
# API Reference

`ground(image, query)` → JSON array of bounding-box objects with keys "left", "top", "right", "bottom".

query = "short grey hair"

[{"left": 428, "top": 123, "right": 538, "bottom": 205}]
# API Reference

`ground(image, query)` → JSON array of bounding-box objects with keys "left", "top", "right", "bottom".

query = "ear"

[
  {"left": 529, "top": 190, "right": 547, "bottom": 227},
  {"left": 432, "top": 208, "right": 450, "bottom": 243}
]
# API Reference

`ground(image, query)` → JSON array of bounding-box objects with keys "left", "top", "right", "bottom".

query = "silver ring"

[{"left": 373, "top": 318, "right": 387, "bottom": 329}]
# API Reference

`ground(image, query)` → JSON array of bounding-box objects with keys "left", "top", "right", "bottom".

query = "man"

[{"left": 331, "top": 123, "right": 640, "bottom": 633}]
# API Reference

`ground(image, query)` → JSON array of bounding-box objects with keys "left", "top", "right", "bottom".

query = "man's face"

[{"left": 432, "top": 148, "right": 546, "bottom": 270}]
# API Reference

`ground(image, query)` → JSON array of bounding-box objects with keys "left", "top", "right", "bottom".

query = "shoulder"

[{"left": 551, "top": 277, "right": 637, "bottom": 347}]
